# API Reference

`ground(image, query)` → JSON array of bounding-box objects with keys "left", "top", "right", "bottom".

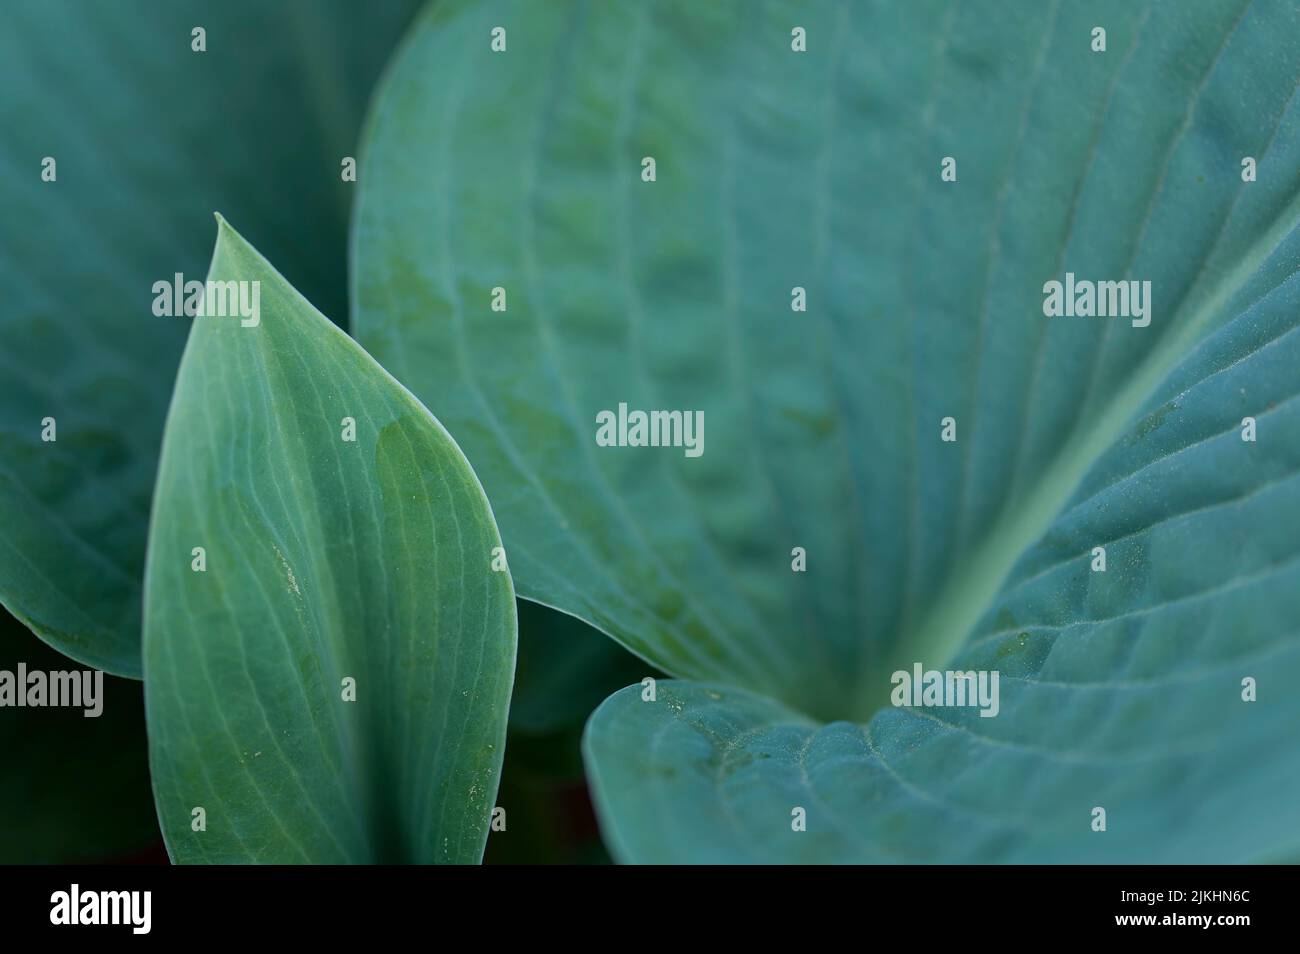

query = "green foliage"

[
  {"left": 4, "top": 0, "right": 1298, "bottom": 866},
  {"left": 144, "top": 221, "right": 516, "bottom": 863},
  {"left": 355, "top": 0, "right": 1300, "bottom": 862},
  {"left": 0, "top": 0, "right": 419, "bottom": 674}
]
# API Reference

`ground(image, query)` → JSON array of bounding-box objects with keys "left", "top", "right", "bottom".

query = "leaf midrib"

[{"left": 861, "top": 176, "right": 1300, "bottom": 719}]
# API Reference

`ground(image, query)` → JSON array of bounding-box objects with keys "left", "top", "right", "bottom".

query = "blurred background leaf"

[{"left": 0, "top": 0, "right": 420, "bottom": 675}]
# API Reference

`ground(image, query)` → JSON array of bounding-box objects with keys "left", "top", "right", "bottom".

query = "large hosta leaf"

[
  {"left": 0, "top": 0, "right": 419, "bottom": 675},
  {"left": 356, "top": 0, "right": 1300, "bottom": 861},
  {"left": 144, "top": 220, "right": 515, "bottom": 863},
  {"left": 585, "top": 668, "right": 1299, "bottom": 863}
]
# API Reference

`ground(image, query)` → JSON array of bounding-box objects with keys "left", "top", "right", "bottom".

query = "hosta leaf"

[
  {"left": 0, "top": 0, "right": 419, "bottom": 675},
  {"left": 357, "top": 0, "right": 1300, "bottom": 862},
  {"left": 585, "top": 667, "right": 1299, "bottom": 863},
  {"left": 144, "top": 220, "right": 516, "bottom": 864},
  {"left": 0, "top": 608, "right": 159, "bottom": 863}
]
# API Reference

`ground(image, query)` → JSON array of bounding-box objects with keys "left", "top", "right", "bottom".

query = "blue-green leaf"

[
  {"left": 585, "top": 670, "right": 1298, "bottom": 863},
  {"left": 0, "top": 0, "right": 419, "bottom": 675},
  {"left": 144, "top": 220, "right": 516, "bottom": 863},
  {"left": 357, "top": 0, "right": 1300, "bottom": 861}
]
